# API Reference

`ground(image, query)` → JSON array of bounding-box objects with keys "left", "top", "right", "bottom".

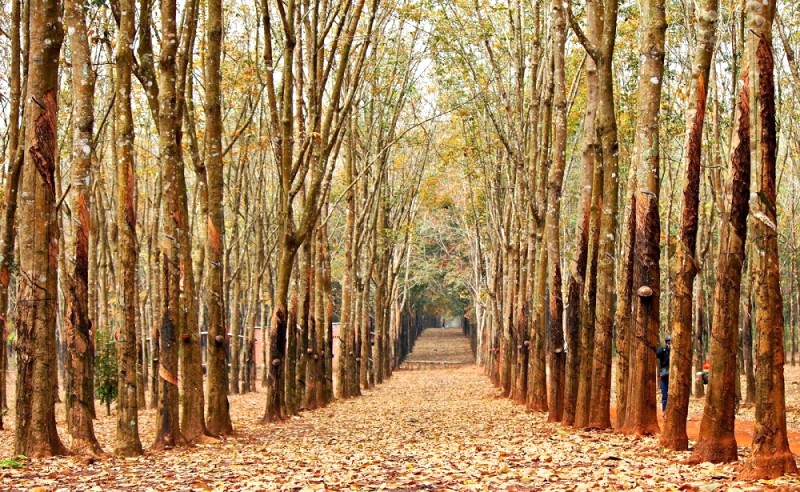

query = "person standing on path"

[{"left": 656, "top": 336, "right": 671, "bottom": 418}]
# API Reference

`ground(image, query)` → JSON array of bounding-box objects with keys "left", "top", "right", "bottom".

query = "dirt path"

[{"left": 2, "top": 329, "right": 799, "bottom": 490}]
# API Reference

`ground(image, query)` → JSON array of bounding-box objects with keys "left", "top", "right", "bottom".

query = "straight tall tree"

[
  {"left": 14, "top": 0, "right": 67, "bottom": 458},
  {"left": 205, "top": 0, "right": 234, "bottom": 436},
  {"left": 0, "top": 0, "right": 24, "bottom": 428},
  {"left": 569, "top": 0, "right": 621, "bottom": 430},
  {"left": 114, "top": 0, "right": 144, "bottom": 456},
  {"left": 620, "top": 0, "right": 666, "bottom": 436},
  {"left": 689, "top": 38, "right": 752, "bottom": 468},
  {"left": 154, "top": 0, "right": 186, "bottom": 449},
  {"left": 739, "top": 0, "right": 798, "bottom": 477},
  {"left": 546, "top": 0, "right": 568, "bottom": 423},
  {"left": 64, "top": 0, "right": 103, "bottom": 456},
  {"left": 569, "top": 0, "right": 599, "bottom": 429},
  {"left": 661, "top": 0, "right": 719, "bottom": 451}
]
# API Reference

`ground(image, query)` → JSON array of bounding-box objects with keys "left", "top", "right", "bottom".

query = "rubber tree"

[
  {"left": 620, "top": 0, "right": 666, "bottom": 436},
  {"left": 739, "top": 0, "right": 798, "bottom": 478},
  {"left": 546, "top": 0, "right": 568, "bottom": 424},
  {"left": 14, "top": 0, "right": 67, "bottom": 458},
  {"left": 262, "top": 0, "right": 378, "bottom": 422},
  {"left": 114, "top": 0, "right": 144, "bottom": 456},
  {"left": 569, "top": 0, "right": 620, "bottom": 430},
  {"left": 660, "top": 0, "right": 719, "bottom": 451},
  {"left": 688, "top": 38, "right": 752, "bottom": 468},
  {"left": 204, "top": 0, "right": 234, "bottom": 436}
]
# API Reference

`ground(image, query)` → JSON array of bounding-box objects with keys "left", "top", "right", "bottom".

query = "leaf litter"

[{"left": 1, "top": 328, "right": 799, "bottom": 490}]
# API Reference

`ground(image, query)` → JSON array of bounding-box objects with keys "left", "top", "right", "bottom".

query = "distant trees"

[{"left": 3, "top": 0, "right": 434, "bottom": 458}]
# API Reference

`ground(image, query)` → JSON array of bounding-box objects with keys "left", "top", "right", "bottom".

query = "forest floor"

[{"left": 1, "top": 329, "right": 800, "bottom": 490}]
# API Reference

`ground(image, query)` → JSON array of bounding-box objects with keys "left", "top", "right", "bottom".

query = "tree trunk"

[
  {"left": 337, "top": 131, "right": 357, "bottom": 398},
  {"left": 500, "top": 243, "right": 514, "bottom": 398},
  {"left": 0, "top": 0, "right": 23, "bottom": 424},
  {"left": 692, "top": 280, "right": 706, "bottom": 398},
  {"left": 622, "top": 0, "right": 665, "bottom": 436},
  {"left": 153, "top": 0, "right": 186, "bottom": 449},
  {"left": 113, "top": 0, "right": 143, "bottom": 456},
  {"left": 660, "top": 0, "right": 717, "bottom": 451},
  {"left": 176, "top": 134, "right": 207, "bottom": 443},
  {"left": 296, "top": 240, "right": 319, "bottom": 408},
  {"left": 575, "top": 146, "right": 602, "bottom": 428},
  {"left": 201, "top": 27, "right": 233, "bottom": 426},
  {"left": 570, "top": 0, "right": 599, "bottom": 428},
  {"left": 264, "top": 242, "right": 295, "bottom": 422},
  {"left": 742, "top": 256, "right": 756, "bottom": 404},
  {"left": 527, "top": 241, "right": 548, "bottom": 412},
  {"left": 546, "top": 0, "right": 567, "bottom": 423},
  {"left": 173, "top": 0, "right": 207, "bottom": 444},
  {"left": 285, "top": 282, "right": 299, "bottom": 414},
  {"left": 512, "top": 229, "right": 530, "bottom": 406},
  {"left": 615, "top": 186, "right": 635, "bottom": 430},
  {"left": 229, "top": 271, "right": 243, "bottom": 395},
  {"left": 14, "top": 0, "right": 66, "bottom": 457},
  {"left": 203, "top": 0, "right": 233, "bottom": 435},
  {"left": 305, "top": 226, "right": 324, "bottom": 409},
  {"left": 587, "top": 0, "right": 620, "bottom": 429},
  {"left": 688, "top": 65, "right": 751, "bottom": 466},
  {"left": 740, "top": 1, "right": 797, "bottom": 476}
]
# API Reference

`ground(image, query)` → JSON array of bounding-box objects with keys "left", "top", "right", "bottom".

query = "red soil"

[{"left": 609, "top": 406, "right": 800, "bottom": 452}]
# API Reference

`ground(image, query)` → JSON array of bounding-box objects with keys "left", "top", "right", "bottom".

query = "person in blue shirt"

[{"left": 656, "top": 335, "right": 671, "bottom": 418}]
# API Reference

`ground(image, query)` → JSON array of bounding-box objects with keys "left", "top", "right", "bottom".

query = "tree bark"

[
  {"left": 742, "top": 256, "right": 756, "bottom": 404},
  {"left": 692, "top": 278, "right": 706, "bottom": 398},
  {"left": 575, "top": 145, "right": 602, "bottom": 428},
  {"left": 171, "top": 0, "right": 208, "bottom": 445},
  {"left": 264, "top": 245, "right": 294, "bottom": 422},
  {"left": 113, "top": 0, "right": 144, "bottom": 456},
  {"left": 688, "top": 66, "right": 751, "bottom": 466},
  {"left": 14, "top": 0, "right": 66, "bottom": 458},
  {"left": 527, "top": 241, "right": 548, "bottom": 412},
  {"left": 153, "top": 0, "right": 186, "bottom": 449},
  {"left": 570, "top": 0, "right": 599, "bottom": 429},
  {"left": 63, "top": 0, "right": 103, "bottom": 457},
  {"left": 0, "top": 0, "right": 23, "bottom": 424},
  {"left": 740, "top": 0, "right": 798, "bottom": 476},
  {"left": 587, "top": 0, "right": 620, "bottom": 429},
  {"left": 615, "top": 186, "right": 635, "bottom": 429},
  {"left": 0, "top": 153, "right": 22, "bottom": 431},
  {"left": 660, "top": 0, "right": 718, "bottom": 451},
  {"left": 337, "top": 129, "right": 358, "bottom": 398},
  {"left": 547, "top": 0, "right": 568, "bottom": 423},
  {"left": 203, "top": 0, "right": 233, "bottom": 436},
  {"left": 621, "top": 0, "right": 665, "bottom": 436}
]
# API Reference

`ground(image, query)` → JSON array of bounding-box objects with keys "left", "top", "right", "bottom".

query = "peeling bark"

[
  {"left": 661, "top": 0, "right": 718, "bottom": 450},
  {"left": 14, "top": 0, "right": 66, "bottom": 458},
  {"left": 740, "top": 9, "right": 798, "bottom": 477},
  {"left": 64, "top": 0, "right": 102, "bottom": 457},
  {"left": 688, "top": 70, "right": 751, "bottom": 465},
  {"left": 153, "top": 0, "right": 186, "bottom": 450}
]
